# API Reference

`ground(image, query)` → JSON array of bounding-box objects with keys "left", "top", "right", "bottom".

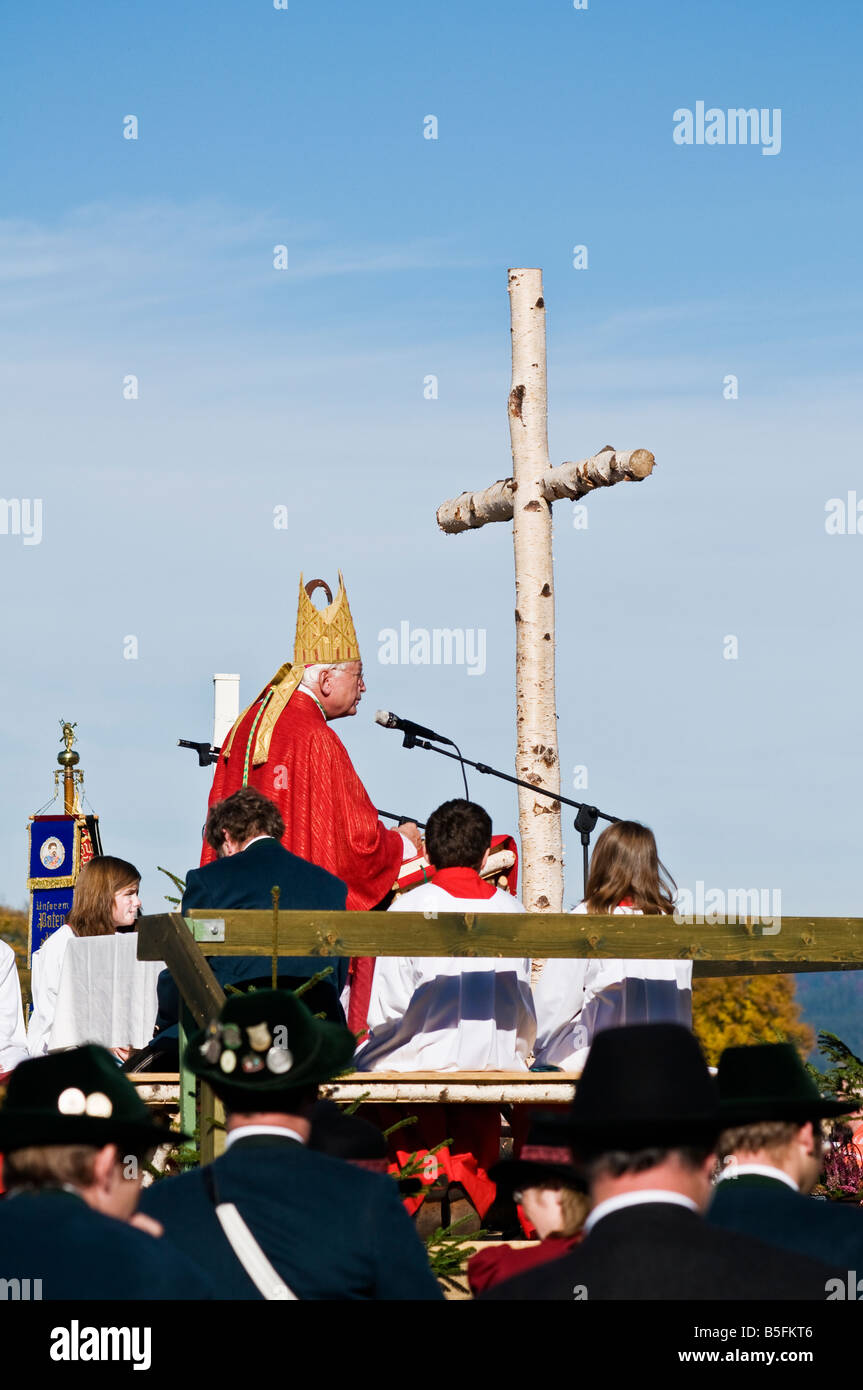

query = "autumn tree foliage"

[{"left": 692, "top": 974, "right": 814, "bottom": 1067}]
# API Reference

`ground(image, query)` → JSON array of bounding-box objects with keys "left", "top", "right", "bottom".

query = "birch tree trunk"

[{"left": 508, "top": 268, "right": 563, "bottom": 913}]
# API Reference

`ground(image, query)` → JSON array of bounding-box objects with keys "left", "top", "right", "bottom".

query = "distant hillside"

[
  {"left": 0, "top": 903, "right": 29, "bottom": 1008},
  {"left": 795, "top": 972, "right": 863, "bottom": 1065}
]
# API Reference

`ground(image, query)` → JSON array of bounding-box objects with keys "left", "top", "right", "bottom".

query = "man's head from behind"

[
  {"left": 563, "top": 1023, "right": 722, "bottom": 1212},
  {"left": 425, "top": 799, "right": 492, "bottom": 873},
  {"left": 205, "top": 787, "right": 285, "bottom": 856},
  {"left": 3, "top": 1141, "right": 148, "bottom": 1221},
  {"left": 717, "top": 1119, "right": 823, "bottom": 1194},
  {"left": 714, "top": 1043, "right": 855, "bottom": 1194}
]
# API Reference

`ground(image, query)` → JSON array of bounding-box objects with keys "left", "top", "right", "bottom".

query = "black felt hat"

[
  {"left": 185, "top": 989, "right": 356, "bottom": 1107},
  {"left": 717, "top": 1043, "right": 859, "bottom": 1125},
  {"left": 0, "top": 1045, "right": 189, "bottom": 1153},
  {"left": 557, "top": 1023, "right": 721, "bottom": 1156},
  {"left": 490, "top": 1116, "right": 586, "bottom": 1194},
  {"left": 308, "top": 1099, "right": 423, "bottom": 1195}
]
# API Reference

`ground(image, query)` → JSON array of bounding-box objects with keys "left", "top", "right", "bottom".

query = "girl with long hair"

[
  {"left": 533, "top": 821, "right": 691, "bottom": 1070},
  {"left": 28, "top": 856, "right": 141, "bottom": 1056}
]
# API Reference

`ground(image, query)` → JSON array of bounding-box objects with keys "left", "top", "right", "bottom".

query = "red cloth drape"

[{"left": 369, "top": 1104, "right": 500, "bottom": 1219}]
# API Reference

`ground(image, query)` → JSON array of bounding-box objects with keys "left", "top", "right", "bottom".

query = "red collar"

[
  {"left": 432, "top": 867, "right": 497, "bottom": 900},
  {"left": 618, "top": 898, "right": 635, "bottom": 907}
]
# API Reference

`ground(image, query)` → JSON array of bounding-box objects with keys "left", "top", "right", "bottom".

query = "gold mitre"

[
  {"left": 221, "top": 572, "right": 361, "bottom": 772},
  {"left": 294, "top": 572, "right": 361, "bottom": 667}
]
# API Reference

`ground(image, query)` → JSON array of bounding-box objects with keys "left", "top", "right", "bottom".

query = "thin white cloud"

[{"left": 0, "top": 197, "right": 481, "bottom": 323}]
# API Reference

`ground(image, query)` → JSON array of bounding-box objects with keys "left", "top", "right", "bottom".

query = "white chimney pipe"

[{"left": 212, "top": 674, "right": 240, "bottom": 749}]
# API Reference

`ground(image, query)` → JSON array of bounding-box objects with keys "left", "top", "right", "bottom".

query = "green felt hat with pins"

[{"left": 185, "top": 988, "right": 356, "bottom": 1106}]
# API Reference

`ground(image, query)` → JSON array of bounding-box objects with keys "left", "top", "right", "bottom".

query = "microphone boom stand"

[{"left": 396, "top": 731, "right": 621, "bottom": 898}]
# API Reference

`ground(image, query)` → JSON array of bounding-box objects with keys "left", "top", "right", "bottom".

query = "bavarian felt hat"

[
  {"left": 185, "top": 988, "right": 356, "bottom": 1106},
  {"left": 0, "top": 1045, "right": 189, "bottom": 1153},
  {"left": 556, "top": 1023, "right": 721, "bottom": 1156},
  {"left": 489, "top": 1116, "right": 586, "bottom": 1194},
  {"left": 717, "top": 1043, "right": 859, "bottom": 1125}
]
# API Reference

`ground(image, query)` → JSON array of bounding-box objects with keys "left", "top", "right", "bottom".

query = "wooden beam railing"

[{"left": 139, "top": 910, "right": 863, "bottom": 973}]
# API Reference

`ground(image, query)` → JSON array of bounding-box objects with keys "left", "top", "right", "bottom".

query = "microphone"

[{"left": 374, "top": 710, "right": 455, "bottom": 747}]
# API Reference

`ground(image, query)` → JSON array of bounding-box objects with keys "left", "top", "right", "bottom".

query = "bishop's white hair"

[{"left": 301, "top": 662, "right": 354, "bottom": 687}]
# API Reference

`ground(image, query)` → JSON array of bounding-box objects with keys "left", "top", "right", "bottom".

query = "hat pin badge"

[
  {"left": 85, "top": 1092, "right": 113, "bottom": 1118},
  {"left": 265, "top": 1046, "right": 294, "bottom": 1075},
  {"left": 57, "top": 1087, "right": 87, "bottom": 1115},
  {"left": 246, "top": 1022, "right": 272, "bottom": 1053},
  {"left": 219, "top": 1050, "right": 238, "bottom": 1074}
]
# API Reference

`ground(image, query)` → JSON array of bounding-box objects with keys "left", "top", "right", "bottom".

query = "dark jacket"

[
  {"left": 141, "top": 1134, "right": 443, "bottom": 1301},
  {"left": 0, "top": 1189, "right": 214, "bottom": 1300},
  {"left": 481, "top": 1199, "right": 838, "bottom": 1300},
  {"left": 155, "top": 838, "right": 349, "bottom": 1037},
  {"left": 709, "top": 1172, "right": 863, "bottom": 1269}
]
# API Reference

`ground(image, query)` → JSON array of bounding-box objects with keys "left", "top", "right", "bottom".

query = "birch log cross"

[{"left": 436, "top": 268, "right": 655, "bottom": 914}]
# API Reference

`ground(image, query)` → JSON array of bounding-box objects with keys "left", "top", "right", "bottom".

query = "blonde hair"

[
  {"left": 558, "top": 1185, "right": 590, "bottom": 1237},
  {"left": 67, "top": 856, "right": 140, "bottom": 938},
  {"left": 584, "top": 821, "right": 676, "bottom": 915}
]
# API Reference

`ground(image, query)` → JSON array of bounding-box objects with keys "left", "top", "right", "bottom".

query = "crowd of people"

[
  {"left": 0, "top": 1005, "right": 858, "bottom": 1300},
  {"left": 0, "top": 790, "right": 859, "bottom": 1301},
  {"left": 0, "top": 573, "right": 857, "bottom": 1299}
]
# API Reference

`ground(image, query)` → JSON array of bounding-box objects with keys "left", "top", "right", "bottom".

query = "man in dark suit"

[
  {"left": 151, "top": 789, "right": 349, "bottom": 1054},
  {"left": 483, "top": 1024, "right": 838, "bottom": 1300},
  {"left": 0, "top": 1046, "right": 213, "bottom": 1299},
  {"left": 142, "top": 988, "right": 443, "bottom": 1300},
  {"left": 708, "top": 1042, "right": 863, "bottom": 1270}
]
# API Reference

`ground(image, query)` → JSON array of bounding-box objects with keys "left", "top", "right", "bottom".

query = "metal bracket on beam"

[{"left": 189, "top": 918, "right": 225, "bottom": 944}]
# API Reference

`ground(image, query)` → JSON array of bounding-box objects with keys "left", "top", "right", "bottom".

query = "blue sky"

[{"left": 1, "top": 0, "right": 861, "bottom": 922}]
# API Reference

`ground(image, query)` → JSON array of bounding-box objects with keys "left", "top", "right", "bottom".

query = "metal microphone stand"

[{"left": 394, "top": 730, "right": 621, "bottom": 898}]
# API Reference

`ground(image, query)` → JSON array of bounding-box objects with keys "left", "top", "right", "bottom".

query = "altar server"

[
  {"left": 354, "top": 800, "right": 533, "bottom": 1221},
  {"left": 357, "top": 799, "right": 534, "bottom": 1073},
  {"left": 533, "top": 821, "right": 691, "bottom": 1072}
]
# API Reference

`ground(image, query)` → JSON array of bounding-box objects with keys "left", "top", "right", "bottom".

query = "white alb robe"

[
  {"left": 356, "top": 879, "right": 535, "bottom": 1072},
  {"left": 27, "top": 923, "right": 74, "bottom": 1056},
  {"left": 533, "top": 903, "right": 693, "bottom": 1072},
  {"left": 0, "top": 941, "right": 29, "bottom": 1074}
]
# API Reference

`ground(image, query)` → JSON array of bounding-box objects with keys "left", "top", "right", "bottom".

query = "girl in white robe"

[
  {"left": 533, "top": 821, "right": 691, "bottom": 1072},
  {"left": 28, "top": 856, "right": 141, "bottom": 1056}
]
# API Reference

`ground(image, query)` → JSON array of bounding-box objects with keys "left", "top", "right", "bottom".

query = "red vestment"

[{"left": 203, "top": 689, "right": 404, "bottom": 914}]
